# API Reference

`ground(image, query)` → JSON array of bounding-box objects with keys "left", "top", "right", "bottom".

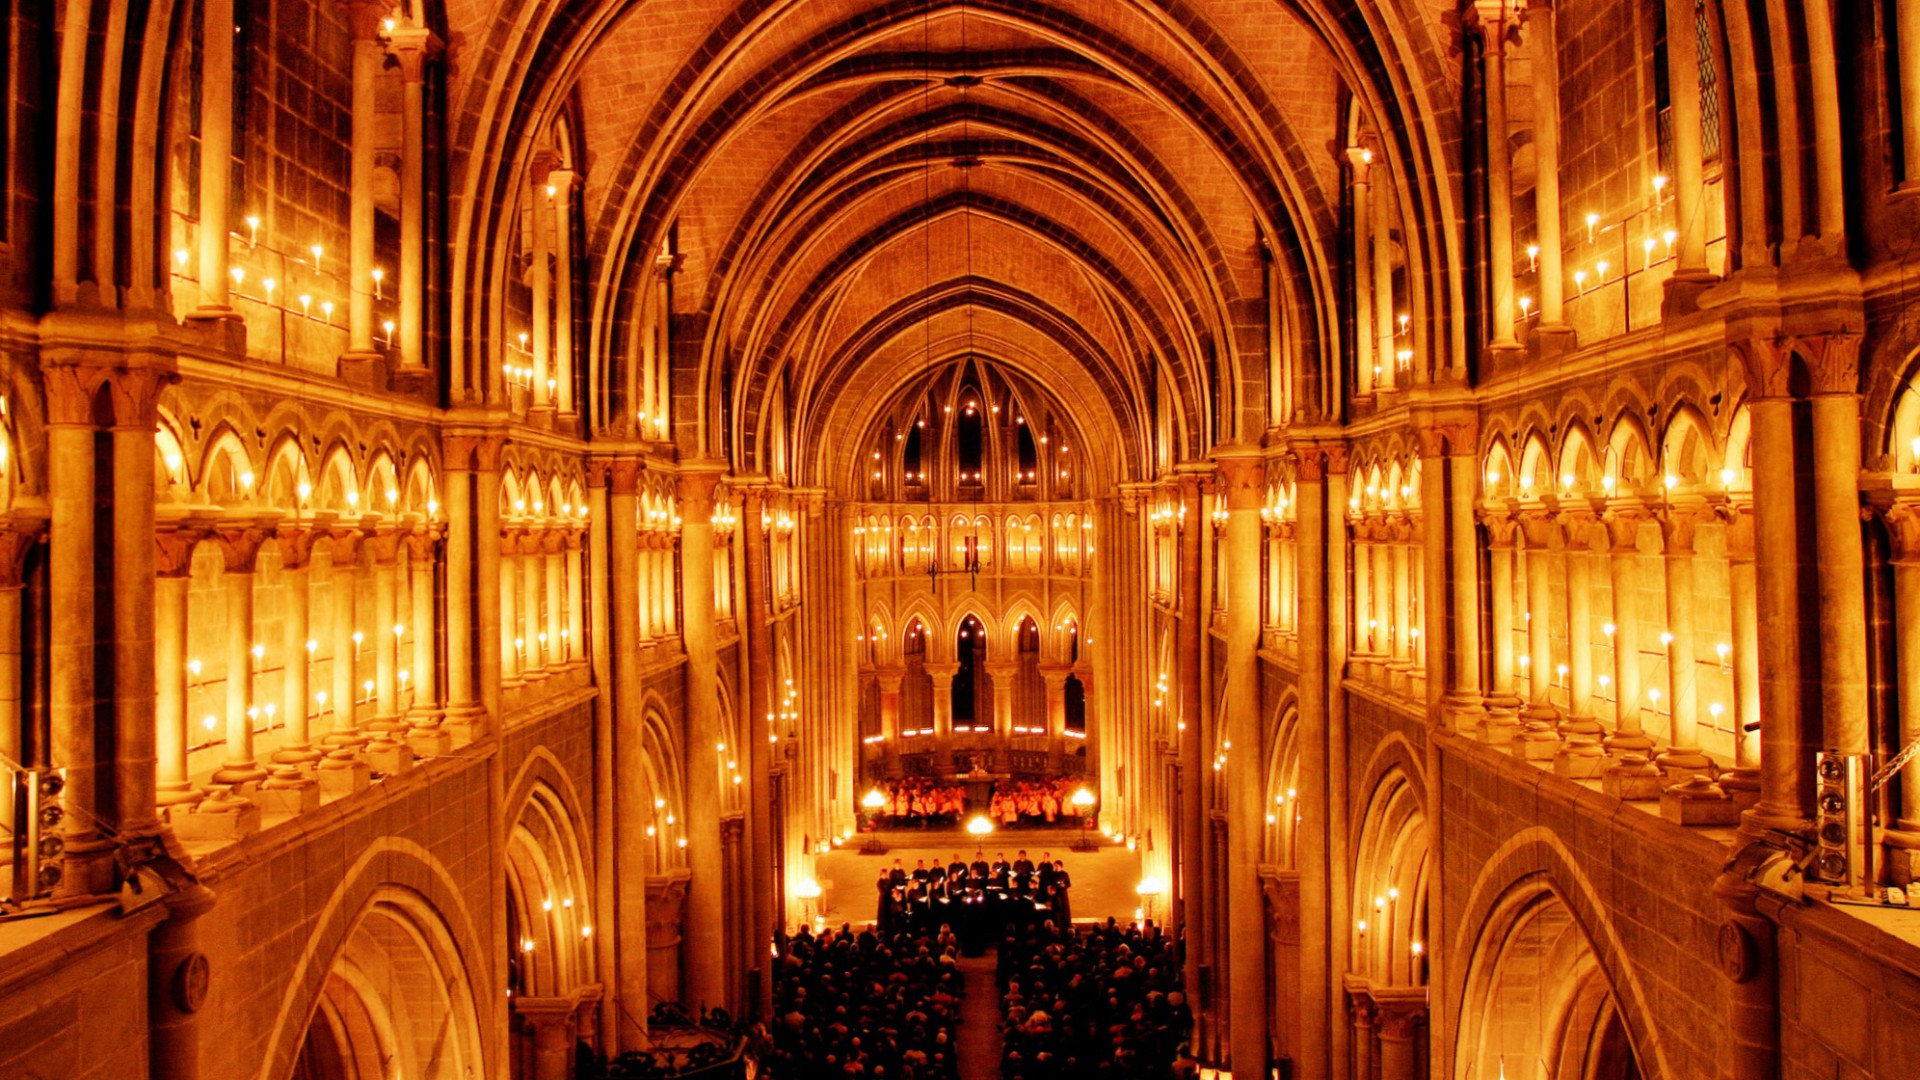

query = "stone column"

[
  {"left": 1722, "top": 506, "right": 1762, "bottom": 783},
  {"left": 1807, "top": 337, "right": 1867, "bottom": 767},
  {"left": 155, "top": 531, "right": 202, "bottom": 812},
  {"left": 501, "top": 533, "right": 522, "bottom": 686},
  {"left": 1520, "top": 513, "right": 1559, "bottom": 720},
  {"left": 110, "top": 371, "right": 171, "bottom": 837},
  {"left": 321, "top": 532, "right": 371, "bottom": 788},
  {"left": 740, "top": 483, "right": 778, "bottom": 1018},
  {"left": 1664, "top": 0, "right": 1712, "bottom": 280},
  {"left": 441, "top": 440, "right": 482, "bottom": 730},
  {"left": 1483, "top": 513, "right": 1522, "bottom": 743},
  {"left": 1888, "top": 507, "right": 1920, "bottom": 875},
  {"left": 514, "top": 1000, "right": 575, "bottom": 1080},
  {"left": 1292, "top": 445, "right": 1335, "bottom": 1080},
  {"left": 339, "top": 1, "right": 385, "bottom": 361},
  {"left": 876, "top": 670, "right": 905, "bottom": 744},
  {"left": 1372, "top": 169, "right": 1398, "bottom": 392},
  {"left": 566, "top": 532, "right": 585, "bottom": 664},
  {"left": 1038, "top": 665, "right": 1072, "bottom": 740},
  {"left": 1523, "top": 5, "right": 1567, "bottom": 329},
  {"left": 676, "top": 466, "right": 728, "bottom": 1012},
  {"left": 369, "top": 535, "right": 405, "bottom": 739},
  {"left": 926, "top": 662, "right": 961, "bottom": 739},
  {"left": 1603, "top": 510, "right": 1653, "bottom": 754},
  {"left": 1554, "top": 511, "right": 1607, "bottom": 775},
  {"left": 273, "top": 530, "right": 322, "bottom": 768},
  {"left": 1217, "top": 448, "right": 1270, "bottom": 1078},
  {"left": 1390, "top": 519, "right": 1412, "bottom": 669},
  {"left": 1350, "top": 998, "right": 1375, "bottom": 1080},
  {"left": 608, "top": 460, "right": 649, "bottom": 1041},
  {"left": 388, "top": 27, "right": 439, "bottom": 374},
  {"left": 195, "top": 0, "right": 235, "bottom": 313},
  {"left": 212, "top": 527, "right": 270, "bottom": 786},
  {"left": 1473, "top": 2, "right": 1519, "bottom": 348},
  {"left": 1353, "top": 520, "right": 1374, "bottom": 656},
  {"left": 406, "top": 531, "right": 449, "bottom": 755},
  {"left": 44, "top": 365, "right": 110, "bottom": 894},
  {"left": 473, "top": 438, "right": 505, "bottom": 724},
  {"left": 1348, "top": 147, "right": 1377, "bottom": 398},
  {"left": 1657, "top": 505, "right": 1713, "bottom": 774},
  {"left": 1899, "top": 0, "right": 1920, "bottom": 191},
  {"left": 1174, "top": 471, "right": 1206, "bottom": 988},
  {"left": 550, "top": 169, "right": 578, "bottom": 417},
  {"left": 545, "top": 535, "right": 564, "bottom": 671},
  {"left": 1372, "top": 528, "right": 1392, "bottom": 668},
  {"left": 1374, "top": 996, "right": 1425, "bottom": 1080},
  {"left": 984, "top": 661, "right": 1018, "bottom": 737},
  {"left": 529, "top": 163, "right": 555, "bottom": 415},
  {"left": 1445, "top": 436, "right": 1487, "bottom": 727},
  {"left": 523, "top": 533, "right": 546, "bottom": 677}
]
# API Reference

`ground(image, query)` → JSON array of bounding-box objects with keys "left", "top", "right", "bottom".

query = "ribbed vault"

[{"left": 436, "top": 0, "right": 1473, "bottom": 489}]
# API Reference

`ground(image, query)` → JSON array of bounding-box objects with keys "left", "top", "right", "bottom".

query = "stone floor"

[{"left": 811, "top": 832, "right": 1145, "bottom": 929}]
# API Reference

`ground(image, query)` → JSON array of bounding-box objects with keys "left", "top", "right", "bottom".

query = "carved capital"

[
  {"left": 1796, "top": 332, "right": 1863, "bottom": 397},
  {"left": 42, "top": 363, "right": 110, "bottom": 427},
  {"left": 1883, "top": 503, "right": 1920, "bottom": 563},
  {"left": 212, "top": 526, "right": 272, "bottom": 574},
  {"left": 1212, "top": 449, "right": 1266, "bottom": 511},
  {"left": 0, "top": 523, "right": 44, "bottom": 587},
  {"left": 442, "top": 436, "right": 478, "bottom": 472},
  {"left": 275, "top": 526, "right": 321, "bottom": 571},
  {"left": 386, "top": 25, "right": 443, "bottom": 81},
  {"left": 1517, "top": 509, "right": 1559, "bottom": 550},
  {"left": 676, "top": 466, "right": 725, "bottom": 517},
  {"left": 338, "top": 0, "right": 388, "bottom": 41},
  {"left": 1656, "top": 500, "right": 1713, "bottom": 554},
  {"left": 328, "top": 528, "right": 366, "bottom": 565},
  {"left": 404, "top": 530, "right": 440, "bottom": 562},
  {"left": 106, "top": 367, "right": 179, "bottom": 431},
  {"left": 1602, "top": 507, "right": 1647, "bottom": 552},
  {"left": 1483, "top": 510, "right": 1520, "bottom": 548},
  {"left": 608, "top": 459, "right": 642, "bottom": 496},
  {"left": 470, "top": 436, "right": 508, "bottom": 473},
  {"left": 1731, "top": 337, "right": 1793, "bottom": 400}
]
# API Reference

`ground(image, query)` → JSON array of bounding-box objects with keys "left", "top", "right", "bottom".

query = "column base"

[
  {"left": 1603, "top": 730, "right": 1656, "bottom": 755},
  {"left": 257, "top": 776, "right": 323, "bottom": 816},
  {"left": 157, "top": 783, "right": 206, "bottom": 813},
  {"left": 271, "top": 743, "right": 325, "bottom": 766},
  {"left": 338, "top": 349, "right": 387, "bottom": 371},
  {"left": 1512, "top": 719, "right": 1561, "bottom": 761},
  {"left": 1883, "top": 827, "right": 1920, "bottom": 886},
  {"left": 441, "top": 703, "right": 488, "bottom": 742},
  {"left": 390, "top": 366, "right": 435, "bottom": 394},
  {"left": 185, "top": 308, "right": 248, "bottom": 353},
  {"left": 1661, "top": 272, "right": 1720, "bottom": 318},
  {"left": 1532, "top": 323, "right": 1577, "bottom": 358},
  {"left": 406, "top": 726, "right": 454, "bottom": 758},
  {"left": 1655, "top": 747, "right": 1714, "bottom": 781},
  {"left": 1552, "top": 740, "right": 1609, "bottom": 778},
  {"left": 1718, "top": 768, "right": 1763, "bottom": 813},
  {"left": 55, "top": 836, "right": 121, "bottom": 898},
  {"left": 211, "top": 761, "right": 269, "bottom": 787},
  {"left": 1477, "top": 698, "right": 1521, "bottom": 748},
  {"left": 367, "top": 741, "right": 417, "bottom": 776},
  {"left": 172, "top": 787, "right": 262, "bottom": 843},
  {"left": 317, "top": 757, "right": 373, "bottom": 797},
  {"left": 1660, "top": 776, "right": 1740, "bottom": 826},
  {"left": 1601, "top": 754, "right": 1666, "bottom": 800}
]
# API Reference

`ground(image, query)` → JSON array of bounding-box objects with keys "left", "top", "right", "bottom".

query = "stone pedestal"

[
  {"left": 367, "top": 741, "right": 416, "bottom": 775},
  {"left": 171, "top": 788, "right": 262, "bottom": 842},
  {"left": 1601, "top": 754, "right": 1665, "bottom": 801},
  {"left": 256, "top": 778, "right": 323, "bottom": 816},
  {"left": 317, "top": 759, "right": 372, "bottom": 797},
  {"left": 1659, "top": 776, "right": 1740, "bottom": 826}
]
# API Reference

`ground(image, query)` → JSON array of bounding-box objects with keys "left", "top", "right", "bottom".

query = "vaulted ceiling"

[{"left": 441, "top": 0, "right": 1470, "bottom": 489}]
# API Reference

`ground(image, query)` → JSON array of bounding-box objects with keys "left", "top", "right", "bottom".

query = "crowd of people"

[
  {"left": 766, "top": 922, "right": 968, "bottom": 1080},
  {"left": 875, "top": 850, "right": 1073, "bottom": 949},
  {"left": 987, "top": 779, "right": 1088, "bottom": 826},
  {"left": 873, "top": 779, "right": 970, "bottom": 825},
  {"left": 997, "top": 920, "right": 1195, "bottom": 1080}
]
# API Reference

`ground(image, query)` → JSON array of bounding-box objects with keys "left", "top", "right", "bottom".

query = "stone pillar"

[
  {"left": 1664, "top": 0, "right": 1712, "bottom": 280},
  {"left": 876, "top": 670, "right": 905, "bottom": 744},
  {"left": 195, "top": 0, "right": 235, "bottom": 313},
  {"left": 676, "top": 466, "right": 728, "bottom": 1013},
  {"left": 1372, "top": 528, "right": 1392, "bottom": 666},
  {"left": 545, "top": 536, "right": 564, "bottom": 671},
  {"left": 1389, "top": 519, "right": 1412, "bottom": 668},
  {"left": 1372, "top": 169, "right": 1398, "bottom": 392},
  {"left": 1217, "top": 448, "right": 1269, "bottom": 1077},
  {"left": 514, "top": 1000, "right": 575, "bottom": 1080},
  {"left": 1520, "top": 513, "right": 1559, "bottom": 720},
  {"left": 370, "top": 536, "right": 404, "bottom": 731},
  {"left": 1603, "top": 510, "right": 1652, "bottom": 754},
  {"left": 566, "top": 532, "right": 585, "bottom": 664},
  {"left": 212, "top": 528, "right": 270, "bottom": 786},
  {"left": 44, "top": 365, "right": 110, "bottom": 893},
  {"left": 1484, "top": 514, "right": 1522, "bottom": 742},
  {"left": 110, "top": 372, "right": 171, "bottom": 837},
  {"left": 1657, "top": 505, "right": 1713, "bottom": 774},
  {"left": 1473, "top": 2, "right": 1519, "bottom": 348},
  {"left": 1900, "top": 0, "right": 1920, "bottom": 190},
  {"left": 1807, "top": 337, "right": 1867, "bottom": 767},
  {"left": 442, "top": 441, "right": 482, "bottom": 731},
  {"left": 1722, "top": 506, "right": 1762, "bottom": 781},
  {"left": 608, "top": 460, "right": 648, "bottom": 1042},
  {"left": 1353, "top": 521, "right": 1374, "bottom": 656},
  {"left": 272, "top": 530, "right": 322, "bottom": 770},
  {"left": 522, "top": 533, "right": 546, "bottom": 677},
  {"left": 339, "top": 1, "right": 385, "bottom": 361},
  {"left": 1038, "top": 665, "right": 1071, "bottom": 739},
  {"left": 984, "top": 661, "right": 1018, "bottom": 737},
  {"left": 550, "top": 170, "right": 578, "bottom": 417},
  {"left": 927, "top": 661, "right": 961, "bottom": 771},
  {"left": 1524, "top": 5, "right": 1567, "bottom": 330},
  {"left": 1554, "top": 512, "right": 1607, "bottom": 775},
  {"left": 1348, "top": 147, "right": 1377, "bottom": 398},
  {"left": 529, "top": 163, "right": 554, "bottom": 415},
  {"left": 1374, "top": 996, "right": 1425, "bottom": 1080},
  {"left": 321, "top": 532, "right": 371, "bottom": 789},
  {"left": 740, "top": 483, "right": 777, "bottom": 1018},
  {"left": 1445, "top": 438, "right": 1487, "bottom": 727},
  {"left": 473, "top": 438, "right": 505, "bottom": 725},
  {"left": 1174, "top": 471, "right": 1206, "bottom": 994},
  {"left": 1291, "top": 444, "right": 1335, "bottom": 1080},
  {"left": 406, "top": 532, "right": 449, "bottom": 755},
  {"left": 1351, "top": 997, "right": 1375, "bottom": 1080},
  {"left": 388, "top": 27, "right": 439, "bottom": 374},
  {"left": 155, "top": 531, "right": 202, "bottom": 812},
  {"left": 501, "top": 534, "right": 522, "bottom": 686}
]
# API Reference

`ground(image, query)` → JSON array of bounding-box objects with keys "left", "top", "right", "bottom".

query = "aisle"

[{"left": 955, "top": 953, "right": 1002, "bottom": 1080}]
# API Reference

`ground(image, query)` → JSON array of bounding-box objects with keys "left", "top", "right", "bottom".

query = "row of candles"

[
  {"left": 1515, "top": 174, "right": 1692, "bottom": 315},
  {"left": 170, "top": 219, "right": 405, "bottom": 347},
  {"left": 185, "top": 625, "right": 410, "bottom": 749}
]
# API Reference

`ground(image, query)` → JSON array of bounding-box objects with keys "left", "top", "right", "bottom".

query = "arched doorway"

[{"left": 289, "top": 892, "right": 487, "bottom": 1080}]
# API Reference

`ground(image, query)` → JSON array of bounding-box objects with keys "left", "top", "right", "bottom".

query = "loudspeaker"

[{"left": 1813, "top": 751, "right": 1864, "bottom": 886}]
